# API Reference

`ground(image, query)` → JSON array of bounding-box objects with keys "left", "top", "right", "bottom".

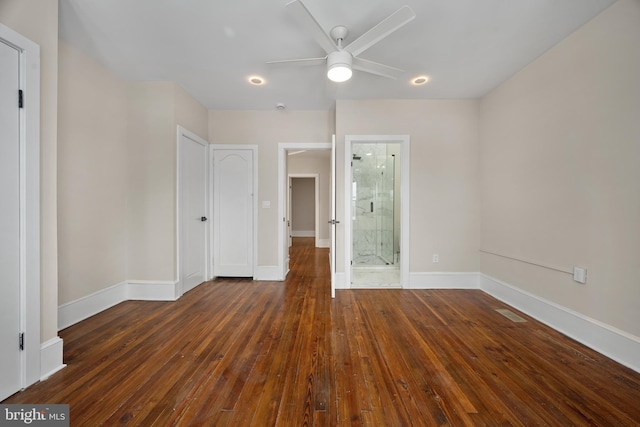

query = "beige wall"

[
  {"left": 291, "top": 178, "right": 316, "bottom": 234},
  {"left": 208, "top": 110, "right": 334, "bottom": 267},
  {"left": 126, "top": 82, "right": 176, "bottom": 281},
  {"left": 174, "top": 85, "right": 208, "bottom": 141},
  {"left": 288, "top": 152, "right": 331, "bottom": 242},
  {"left": 126, "top": 81, "right": 209, "bottom": 282},
  {"left": 335, "top": 99, "right": 481, "bottom": 273},
  {"left": 57, "top": 41, "right": 128, "bottom": 303},
  {"left": 56, "top": 47, "right": 209, "bottom": 297},
  {"left": 479, "top": 0, "right": 640, "bottom": 336},
  {"left": 0, "top": 0, "right": 59, "bottom": 341}
]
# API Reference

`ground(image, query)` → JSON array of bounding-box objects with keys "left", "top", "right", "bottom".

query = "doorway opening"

[
  {"left": 288, "top": 175, "right": 320, "bottom": 248},
  {"left": 278, "top": 143, "right": 332, "bottom": 281},
  {"left": 351, "top": 143, "right": 400, "bottom": 287},
  {"left": 345, "top": 135, "right": 410, "bottom": 289}
]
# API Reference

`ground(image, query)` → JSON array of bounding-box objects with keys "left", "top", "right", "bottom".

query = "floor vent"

[{"left": 495, "top": 308, "right": 527, "bottom": 323}]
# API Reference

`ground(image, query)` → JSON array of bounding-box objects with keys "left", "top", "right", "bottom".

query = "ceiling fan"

[{"left": 267, "top": 0, "right": 416, "bottom": 82}]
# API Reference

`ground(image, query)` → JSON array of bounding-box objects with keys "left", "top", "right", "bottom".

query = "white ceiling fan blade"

[
  {"left": 266, "top": 57, "right": 327, "bottom": 67},
  {"left": 352, "top": 57, "right": 404, "bottom": 79},
  {"left": 286, "top": 0, "right": 337, "bottom": 55},
  {"left": 344, "top": 5, "right": 416, "bottom": 57}
]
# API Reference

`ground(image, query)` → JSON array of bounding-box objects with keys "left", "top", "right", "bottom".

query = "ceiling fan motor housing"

[{"left": 327, "top": 50, "right": 353, "bottom": 82}]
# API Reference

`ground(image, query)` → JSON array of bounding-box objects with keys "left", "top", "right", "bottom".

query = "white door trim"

[
  {"left": 0, "top": 24, "right": 42, "bottom": 388},
  {"left": 330, "top": 135, "right": 336, "bottom": 298},
  {"left": 278, "top": 143, "right": 331, "bottom": 281},
  {"left": 344, "top": 135, "right": 410, "bottom": 289},
  {"left": 288, "top": 174, "right": 320, "bottom": 246},
  {"left": 176, "top": 126, "right": 209, "bottom": 297},
  {"left": 209, "top": 144, "right": 258, "bottom": 278}
]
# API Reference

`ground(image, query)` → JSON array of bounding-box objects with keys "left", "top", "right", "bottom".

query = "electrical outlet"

[
  {"left": 432, "top": 254, "right": 439, "bottom": 263},
  {"left": 573, "top": 267, "right": 587, "bottom": 284}
]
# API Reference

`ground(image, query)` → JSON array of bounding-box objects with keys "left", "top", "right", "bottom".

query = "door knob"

[{"left": 201, "top": 216, "right": 208, "bottom": 222}]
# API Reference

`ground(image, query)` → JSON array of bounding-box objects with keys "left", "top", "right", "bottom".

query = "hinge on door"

[
  {"left": 350, "top": 260, "right": 353, "bottom": 265},
  {"left": 18, "top": 90, "right": 24, "bottom": 108},
  {"left": 19, "top": 332, "right": 24, "bottom": 351}
]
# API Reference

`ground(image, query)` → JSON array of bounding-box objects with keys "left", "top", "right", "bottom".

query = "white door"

[
  {"left": 287, "top": 176, "right": 292, "bottom": 248},
  {"left": 0, "top": 40, "right": 22, "bottom": 401},
  {"left": 330, "top": 135, "right": 337, "bottom": 298},
  {"left": 213, "top": 149, "right": 254, "bottom": 277},
  {"left": 179, "top": 130, "right": 208, "bottom": 294}
]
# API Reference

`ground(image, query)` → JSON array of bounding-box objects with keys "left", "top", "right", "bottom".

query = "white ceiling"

[{"left": 59, "top": 0, "right": 616, "bottom": 111}]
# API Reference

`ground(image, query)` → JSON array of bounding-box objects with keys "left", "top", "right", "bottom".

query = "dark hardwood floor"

[{"left": 4, "top": 237, "right": 640, "bottom": 425}]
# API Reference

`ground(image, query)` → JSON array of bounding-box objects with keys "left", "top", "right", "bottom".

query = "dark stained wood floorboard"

[{"left": 4, "top": 236, "right": 640, "bottom": 426}]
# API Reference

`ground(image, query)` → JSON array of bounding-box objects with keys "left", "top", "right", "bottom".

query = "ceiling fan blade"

[
  {"left": 344, "top": 5, "right": 416, "bottom": 57},
  {"left": 286, "top": 0, "right": 337, "bottom": 55},
  {"left": 352, "top": 57, "right": 404, "bottom": 79},
  {"left": 266, "top": 57, "right": 327, "bottom": 67}
]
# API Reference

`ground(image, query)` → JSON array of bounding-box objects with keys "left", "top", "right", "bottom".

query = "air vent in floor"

[{"left": 495, "top": 308, "right": 527, "bottom": 322}]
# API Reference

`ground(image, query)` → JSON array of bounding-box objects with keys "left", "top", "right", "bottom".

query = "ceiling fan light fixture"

[
  {"left": 327, "top": 50, "right": 353, "bottom": 82},
  {"left": 328, "top": 65, "right": 352, "bottom": 82}
]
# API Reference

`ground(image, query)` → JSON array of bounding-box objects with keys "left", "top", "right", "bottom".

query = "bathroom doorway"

[{"left": 345, "top": 135, "right": 410, "bottom": 289}]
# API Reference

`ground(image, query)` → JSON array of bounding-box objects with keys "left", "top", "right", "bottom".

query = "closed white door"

[
  {"left": 0, "top": 40, "right": 22, "bottom": 401},
  {"left": 179, "top": 131, "right": 208, "bottom": 294},
  {"left": 213, "top": 149, "right": 254, "bottom": 277}
]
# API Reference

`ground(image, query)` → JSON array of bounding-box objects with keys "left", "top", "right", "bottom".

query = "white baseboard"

[
  {"left": 333, "top": 271, "right": 479, "bottom": 290},
  {"left": 40, "top": 337, "right": 66, "bottom": 381},
  {"left": 58, "top": 281, "right": 128, "bottom": 330},
  {"left": 334, "top": 272, "right": 348, "bottom": 289},
  {"left": 59, "top": 280, "right": 179, "bottom": 331},
  {"left": 292, "top": 230, "right": 315, "bottom": 237},
  {"left": 479, "top": 273, "right": 640, "bottom": 373},
  {"left": 316, "top": 238, "right": 329, "bottom": 248},
  {"left": 254, "top": 266, "right": 283, "bottom": 281},
  {"left": 408, "top": 272, "right": 479, "bottom": 289},
  {"left": 55, "top": 271, "right": 639, "bottom": 374},
  {"left": 127, "top": 280, "right": 179, "bottom": 301}
]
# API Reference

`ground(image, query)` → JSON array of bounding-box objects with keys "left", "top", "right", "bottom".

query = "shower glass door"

[{"left": 352, "top": 143, "right": 396, "bottom": 267}]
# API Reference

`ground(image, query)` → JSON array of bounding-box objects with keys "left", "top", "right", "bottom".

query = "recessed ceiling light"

[
  {"left": 248, "top": 76, "right": 265, "bottom": 85},
  {"left": 411, "top": 75, "right": 430, "bottom": 86}
]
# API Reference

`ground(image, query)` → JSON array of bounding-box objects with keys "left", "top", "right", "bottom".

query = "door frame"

[
  {"left": 278, "top": 142, "right": 331, "bottom": 280},
  {"left": 176, "top": 126, "right": 209, "bottom": 297},
  {"left": 344, "top": 135, "right": 410, "bottom": 289},
  {"left": 288, "top": 174, "right": 320, "bottom": 246},
  {"left": 0, "top": 24, "right": 41, "bottom": 389},
  {"left": 209, "top": 144, "right": 258, "bottom": 278}
]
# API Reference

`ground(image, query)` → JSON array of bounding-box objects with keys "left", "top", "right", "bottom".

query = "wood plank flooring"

[{"left": 4, "top": 237, "right": 640, "bottom": 426}]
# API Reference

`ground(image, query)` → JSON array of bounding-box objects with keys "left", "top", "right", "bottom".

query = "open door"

[
  {"left": 330, "top": 135, "right": 337, "bottom": 298},
  {"left": 178, "top": 127, "right": 208, "bottom": 294},
  {"left": 287, "top": 176, "right": 292, "bottom": 248}
]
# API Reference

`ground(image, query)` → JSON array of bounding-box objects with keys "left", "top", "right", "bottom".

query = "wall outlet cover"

[{"left": 573, "top": 267, "right": 587, "bottom": 284}]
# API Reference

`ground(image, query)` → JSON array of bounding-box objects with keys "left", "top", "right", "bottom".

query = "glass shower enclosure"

[{"left": 351, "top": 142, "right": 400, "bottom": 286}]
